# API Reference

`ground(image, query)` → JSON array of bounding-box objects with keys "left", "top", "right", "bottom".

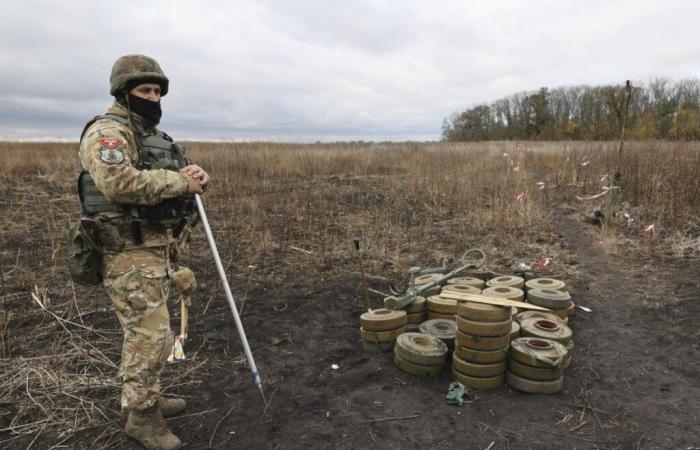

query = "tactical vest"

[{"left": 78, "top": 113, "right": 194, "bottom": 221}]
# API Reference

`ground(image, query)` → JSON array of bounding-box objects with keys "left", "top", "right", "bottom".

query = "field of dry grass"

[
  {"left": 2, "top": 140, "right": 698, "bottom": 266},
  {"left": 1, "top": 140, "right": 699, "bottom": 448}
]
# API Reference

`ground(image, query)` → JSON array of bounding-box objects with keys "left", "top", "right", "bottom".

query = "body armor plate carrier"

[{"left": 78, "top": 113, "right": 195, "bottom": 221}]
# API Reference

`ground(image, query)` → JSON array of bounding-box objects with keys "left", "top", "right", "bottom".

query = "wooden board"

[{"left": 439, "top": 292, "right": 549, "bottom": 311}]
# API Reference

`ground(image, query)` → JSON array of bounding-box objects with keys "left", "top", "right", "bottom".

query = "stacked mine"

[
  {"left": 394, "top": 332, "right": 448, "bottom": 376},
  {"left": 482, "top": 276, "right": 525, "bottom": 305},
  {"left": 486, "top": 275, "right": 525, "bottom": 290},
  {"left": 507, "top": 337, "right": 569, "bottom": 394},
  {"left": 368, "top": 268, "right": 579, "bottom": 394},
  {"left": 419, "top": 319, "right": 457, "bottom": 350},
  {"left": 445, "top": 276, "right": 485, "bottom": 290},
  {"left": 451, "top": 301, "right": 511, "bottom": 389},
  {"left": 441, "top": 283, "right": 482, "bottom": 297},
  {"left": 426, "top": 295, "right": 458, "bottom": 320},
  {"left": 359, "top": 309, "right": 407, "bottom": 352},
  {"left": 524, "top": 277, "right": 575, "bottom": 363},
  {"left": 506, "top": 315, "right": 574, "bottom": 393},
  {"left": 519, "top": 316, "right": 574, "bottom": 368},
  {"left": 397, "top": 296, "right": 426, "bottom": 332},
  {"left": 525, "top": 278, "right": 574, "bottom": 321}
]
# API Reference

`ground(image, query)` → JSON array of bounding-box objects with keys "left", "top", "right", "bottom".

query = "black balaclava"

[{"left": 127, "top": 93, "right": 162, "bottom": 125}]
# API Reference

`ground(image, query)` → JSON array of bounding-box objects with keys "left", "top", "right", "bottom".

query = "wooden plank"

[{"left": 438, "top": 292, "right": 549, "bottom": 311}]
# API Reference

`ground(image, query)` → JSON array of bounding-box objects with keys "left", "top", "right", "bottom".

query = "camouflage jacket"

[{"left": 79, "top": 102, "right": 192, "bottom": 252}]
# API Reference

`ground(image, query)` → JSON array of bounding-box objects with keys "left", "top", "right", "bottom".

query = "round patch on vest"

[{"left": 100, "top": 147, "right": 125, "bottom": 164}]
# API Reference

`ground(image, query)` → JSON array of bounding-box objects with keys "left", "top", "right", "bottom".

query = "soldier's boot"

[
  {"left": 121, "top": 397, "right": 186, "bottom": 426},
  {"left": 125, "top": 404, "right": 182, "bottom": 450},
  {"left": 160, "top": 397, "right": 187, "bottom": 417}
]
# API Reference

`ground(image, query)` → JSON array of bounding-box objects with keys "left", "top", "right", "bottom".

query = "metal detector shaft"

[{"left": 195, "top": 194, "right": 264, "bottom": 401}]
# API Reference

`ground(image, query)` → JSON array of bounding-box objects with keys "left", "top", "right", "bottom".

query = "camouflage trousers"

[{"left": 102, "top": 246, "right": 173, "bottom": 412}]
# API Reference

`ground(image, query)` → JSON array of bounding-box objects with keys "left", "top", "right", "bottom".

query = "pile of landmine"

[{"left": 359, "top": 272, "right": 576, "bottom": 394}]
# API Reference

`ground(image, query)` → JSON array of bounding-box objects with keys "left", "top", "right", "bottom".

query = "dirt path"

[{"left": 548, "top": 209, "right": 700, "bottom": 449}]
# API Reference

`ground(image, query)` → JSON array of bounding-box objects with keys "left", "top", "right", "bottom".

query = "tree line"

[{"left": 442, "top": 78, "right": 700, "bottom": 141}]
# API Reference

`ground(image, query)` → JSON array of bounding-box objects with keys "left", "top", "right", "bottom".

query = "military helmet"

[{"left": 109, "top": 54, "right": 169, "bottom": 97}]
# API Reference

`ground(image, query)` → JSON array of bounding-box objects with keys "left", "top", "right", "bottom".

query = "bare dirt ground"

[
  {"left": 1, "top": 142, "right": 699, "bottom": 449},
  {"left": 169, "top": 207, "right": 699, "bottom": 450}
]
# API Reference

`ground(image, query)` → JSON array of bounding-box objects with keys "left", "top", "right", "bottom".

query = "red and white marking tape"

[{"left": 535, "top": 256, "right": 551, "bottom": 270}]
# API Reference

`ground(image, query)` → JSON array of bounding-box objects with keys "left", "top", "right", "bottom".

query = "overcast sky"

[{"left": 1, "top": 0, "right": 698, "bottom": 141}]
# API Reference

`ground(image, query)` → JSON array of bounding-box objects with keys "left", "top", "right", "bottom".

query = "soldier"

[{"left": 78, "top": 54, "right": 208, "bottom": 450}]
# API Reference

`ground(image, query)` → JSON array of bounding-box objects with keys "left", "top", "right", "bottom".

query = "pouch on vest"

[{"left": 67, "top": 218, "right": 103, "bottom": 286}]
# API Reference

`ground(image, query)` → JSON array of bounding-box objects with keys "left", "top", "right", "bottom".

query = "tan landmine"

[
  {"left": 360, "top": 309, "right": 407, "bottom": 352},
  {"left": 526, "top": 288, "right": 572, "bottom": 309},
  {"left": 445, "top": 276, "right": 485, "bottom": 289},
  {"left": 419, "top": 319, "right": 457, "bottom": 349},
  {"left": 519, "top": 318, "right": 573, "bottom": 345},
  {"left": 441, "top": 284, "right": 482, "bottom": 296},
  {"left": 394, "top": 333, "right": 448, "bottom": 376},
  {"left": 451, "top": 367, "right": 505, "bottom": 390},
  {"left": 426, "top": 295, "right": 458, "bottom": 314},
  {"left": 524, "top": 277, "right": 566, "bottom": 292},
  {"left": 482, "top": 286, "right": 525, "bottom": 302},
  {"left": 486, "top": 275, "right": 525, "bottom": 289},
  {"left": 506, "top": 371, "right": 564, "bottom": 394},
  {"left": 510, "top": 337, "right": 568, "bottom": 369}
]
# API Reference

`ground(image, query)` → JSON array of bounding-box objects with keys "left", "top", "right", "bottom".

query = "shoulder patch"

[
  {"left": 100, "top": 147, "right": 125, "bottom": 164},
  {"left": 100, "top": 138, "right": 122, "bottom": 149}
]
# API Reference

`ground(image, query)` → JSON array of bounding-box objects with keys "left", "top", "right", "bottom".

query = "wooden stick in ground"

[
  {"left": 180, "top": 297, "right": 188, "bottom": 340},
  {"left": 366, "top": 414, "right": 420, "bottom": 424},
  {"left": 438, "top": 292, "right": 549, "bottom": 311},
  {"left": 209, "top": 405, "right": 235, "bottom": 448},
  {"left": 353, "top": 237, "right": 371, "bottom": 310}
]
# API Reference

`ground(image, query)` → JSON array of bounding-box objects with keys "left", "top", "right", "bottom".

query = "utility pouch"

[{"left": 67, "top": 217, "right": 104, "bottom": 286}]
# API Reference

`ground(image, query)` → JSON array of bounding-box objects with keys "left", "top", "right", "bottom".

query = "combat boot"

[
  {"left": 125, "top": 404, "right": 182, "bottom": 450},
  {"left": 122, "top": 397, "right": 186, "bottom": 427},
  {"left": 160, "top": 396, "right": 187, "bottom": 416}
]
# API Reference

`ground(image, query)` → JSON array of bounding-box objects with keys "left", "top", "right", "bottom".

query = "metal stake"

[
  {"left": 195, "top": 194, "right": 267, "bottom": 407},
  {"left": 353, "top": 236, "right": 371, "bottom": 310}
]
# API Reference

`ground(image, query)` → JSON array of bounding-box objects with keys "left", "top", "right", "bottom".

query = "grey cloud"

[{"left": 1, "top": 0, "right": 699, "bottom": 140}]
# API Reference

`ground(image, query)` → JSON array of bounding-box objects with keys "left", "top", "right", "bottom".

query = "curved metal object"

[
  {"left": 387, "top": 248, "right": 486, "bottom": 297},
  {"left": 384, "top": 248, "right": 487, "bottom": 310},
  {"left": 418, "top": 266, "right": 449, "bottom": 276},
  {"left": 458, "top": 248, "right": 486, "bottom": 269},
  {"left": 389, "top": 283, "right": 405, "bottom": 296}
]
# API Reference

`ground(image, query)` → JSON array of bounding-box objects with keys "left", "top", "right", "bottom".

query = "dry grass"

[
  {"left": 1, "top": 140, "right": 698, "bottom": 279},
  {"left": 0, "top": 139, "right": 698, "bottom": 447}
]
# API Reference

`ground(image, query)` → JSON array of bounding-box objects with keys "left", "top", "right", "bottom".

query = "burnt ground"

[{"left": 3, "top": 206, "right": 700, "bottom": 449}]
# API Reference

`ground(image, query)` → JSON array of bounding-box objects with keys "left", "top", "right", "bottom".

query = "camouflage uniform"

[{"left": 79, "top": 91, "right": 194, "bottom": 413}]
